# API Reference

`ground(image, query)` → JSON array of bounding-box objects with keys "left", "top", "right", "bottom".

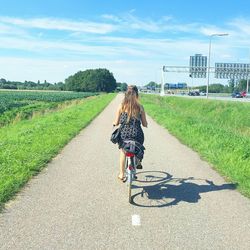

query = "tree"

[
  {"left": 223, "top": 85, "right": 231, "bottom": 93},
  {"left": 209, "top": 83, "right": 225, "bottom": 93},
  {"left": 145, "top": 81, "right": 160, "bottom": 89},
  {"left": 0, "top": 78, "right": 7, "bottom": 84},
  {"left": 121, "top": 83, "right": 128, "bottom": 91},
  {"left": 116, "top": 82, "right": 128, "bottom": 91},
  {"left": 197, "top": 85, "right": 206, "bottom": 92},
  {"left": 65, "top": 68, "right": 117, "bottom": 92},
  {"left": 237, "top": 79, "right": 247, "bottom": 91},
  {"left": 228, "top": 79, "right": 235, "bottom": 93},
  {"left": 55, "top": 82, "right": 65, "bottom": 90},
  {"left": 0, "top": 78, "right": 65, "bottom": 91}
]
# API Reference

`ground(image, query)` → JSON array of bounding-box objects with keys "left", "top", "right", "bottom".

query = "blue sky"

[{"left": 1, "top": 0, "right": 250, "bottom": 85}]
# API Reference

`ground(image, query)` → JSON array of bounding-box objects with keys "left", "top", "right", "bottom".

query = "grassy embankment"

[
  {"left": 141, "top": 94, "right": 250, "bottom": 197},
  {"left": 0, "top": 94, "right": 115, "bottom": 209}
]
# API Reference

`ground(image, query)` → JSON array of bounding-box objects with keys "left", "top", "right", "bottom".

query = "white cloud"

[
  {"left": 0, "top": 22, "right": 27, "bottom": 35},
  {"left": 101, "top": 14, "right": 123, "bottom": 23},
  {"left": 199, "top": 25, "right": 230, "bottom": 36},
  {"left": 101, "top": 13, "right": 198, "bottom": 33},
  {"left": 0, "top": 56, "right": 158, "bottom": 84},
  {"left": 0, "top": 14, "right": 226, "bottom": 36},
  {"left": 0, "top": 32, "right": 244, "bottom": 84},
  {"left": 0, "top": 35, "right": 154, "bottom": 58},
  {"left": 228, "top": 18, "right": 250, "bottom": 35},
  {"left": 128, "top": 16, "right": 161, "bottom": 32},
  {"left": 0, "top": 16, "right": 116, "bottom": 34},
  {"left": 0, "top": 56, "right": 222, "bottom": 86},
  {"left": 1, "top": 14, "right": 250, "bottom": 85}
]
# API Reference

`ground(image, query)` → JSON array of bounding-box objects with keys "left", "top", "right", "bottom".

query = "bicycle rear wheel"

[
  {"left": 127, "top": 156, "right": 134, "bottom": 203},
  {"left": 128, "top": 172, "right": 132, "bottom": 203}
]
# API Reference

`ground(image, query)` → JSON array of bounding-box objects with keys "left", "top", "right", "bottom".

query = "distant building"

[{"left": 189, "top": 54, "right": 207, "bottom": 78}]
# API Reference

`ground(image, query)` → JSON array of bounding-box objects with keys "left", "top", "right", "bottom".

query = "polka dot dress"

[{"left": 118, "top": 112, "right": 144, "bottom": 147}]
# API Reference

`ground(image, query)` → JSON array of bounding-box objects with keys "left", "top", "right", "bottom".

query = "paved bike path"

[{"left": 0, "top": 94, "right": 250, "bottom": 250}]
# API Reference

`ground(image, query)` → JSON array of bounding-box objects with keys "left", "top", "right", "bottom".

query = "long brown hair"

[{"left": 121, "top": 85, "right": 141, "bottom": 123}]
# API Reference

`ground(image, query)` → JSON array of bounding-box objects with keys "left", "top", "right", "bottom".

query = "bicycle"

[
  {"left": 122, "top": 140, "right": 142, "bottom": 203},
  {"left": 124, "top": 150, "right": 137, "bottom": 203}
]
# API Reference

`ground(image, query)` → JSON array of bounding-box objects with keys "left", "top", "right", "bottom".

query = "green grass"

[
  {"left": 0, "top": 94, "right": 115, "bottom": 208},
  {"left": 141, "top": 94, "right": 250, "bottom": 197},
  {"left": 0, "top": 102, "right": 57, "bottom": 127}
]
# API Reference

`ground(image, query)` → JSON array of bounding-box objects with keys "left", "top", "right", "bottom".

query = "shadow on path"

[{"left": 131, "top": 171, "right": 237, "bottom": 207}]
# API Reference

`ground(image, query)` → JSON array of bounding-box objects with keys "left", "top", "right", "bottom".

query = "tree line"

[
  {"left": 195, "top": 79, "right": 248, "bottom": 93},
  {"left": 0, "top": 79, "right": 65, "bottom": 91},
  {"left": 0, "top": 68, "right": 128, "bottom": 93}
]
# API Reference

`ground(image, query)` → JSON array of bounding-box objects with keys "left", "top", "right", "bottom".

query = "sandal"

[
  {"left": 118, "top": 176, "right": 126, "bottom": 182},
  {"left": 136, "top": 163, "right": 143, "bottom": 169}
]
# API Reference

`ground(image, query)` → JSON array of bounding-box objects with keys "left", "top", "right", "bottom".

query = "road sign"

[{"left": 215, "top": 63, "right": 250, "bottom": 79}]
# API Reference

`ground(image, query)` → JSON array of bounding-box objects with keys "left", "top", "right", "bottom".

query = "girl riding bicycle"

[{"left": 113, "top": 85, "right": 148, "bottom": 182}]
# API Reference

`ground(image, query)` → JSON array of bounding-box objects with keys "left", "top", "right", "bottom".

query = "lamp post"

[
  {"left": 206, "top": 33, "right": 229, "bottom": 99},
  {"left": 247, "top": 77, "right": 249, "bottom": 94},
  {"left": 161, "top": 66, "right": 165, "bottom": 96}
]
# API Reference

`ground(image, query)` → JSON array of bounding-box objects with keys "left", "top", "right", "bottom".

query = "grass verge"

[
  {"left": 0, "top": 94, "right": 115, "bottom": 209},
  {"left": 141, "top": 94, "right": 250, "bottom": 197}
]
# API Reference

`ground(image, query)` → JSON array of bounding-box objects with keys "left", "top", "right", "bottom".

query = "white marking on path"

[{"left": 132, "top": 215, "right": 141, "bottom": 226}]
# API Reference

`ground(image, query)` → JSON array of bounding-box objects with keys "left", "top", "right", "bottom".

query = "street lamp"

[
  {"left": 206, "top": 33, "right": 229, "bottom": 99},
  {"left": 247, "top": 77, "right": 249, "bottom": 94},
  {"left": 161, "top": 66, "right": 165, "bottom": 96}
]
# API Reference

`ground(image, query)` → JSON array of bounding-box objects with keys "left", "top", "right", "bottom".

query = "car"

[
  {"left": 232, "top": 92, "right": 243, "bottom": 98},
  {"left": 241, "top": 91, "right": 247, "bottom": 97},
  {"left": 188, "top": 91, "right": 200, "bottom": 96},
  {"left": 200, "top": 91, "right": 207, "bottom": 96}
]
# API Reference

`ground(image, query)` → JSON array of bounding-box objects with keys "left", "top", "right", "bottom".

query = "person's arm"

[
  {"left": 113, "top": 104, "right": 122, "bottom": 126},
  {"left": 140, "top": 105, "right": 148, "bottom": 127}
]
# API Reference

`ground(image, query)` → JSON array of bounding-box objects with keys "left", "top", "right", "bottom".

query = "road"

[
  {"left": 0, "top": 94, "right": 250, "bottom": 250},
  {"left": 177, "top": 95, "right": 250, "bottom": 102},
  {"left": 142, "top": 91, "right": 250, "bottom": 102}
]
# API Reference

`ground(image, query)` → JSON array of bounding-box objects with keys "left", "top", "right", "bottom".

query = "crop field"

[
  {"left": 0, "top": 91, "right": 98, "bottom": 126},
  {"left": 0, "top": 91, "right": 97, "bottom": 114}
]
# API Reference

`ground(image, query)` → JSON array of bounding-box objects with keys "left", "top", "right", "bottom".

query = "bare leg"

[{"left": 119, "top": 149, "right": 126, "bottom": 178}]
